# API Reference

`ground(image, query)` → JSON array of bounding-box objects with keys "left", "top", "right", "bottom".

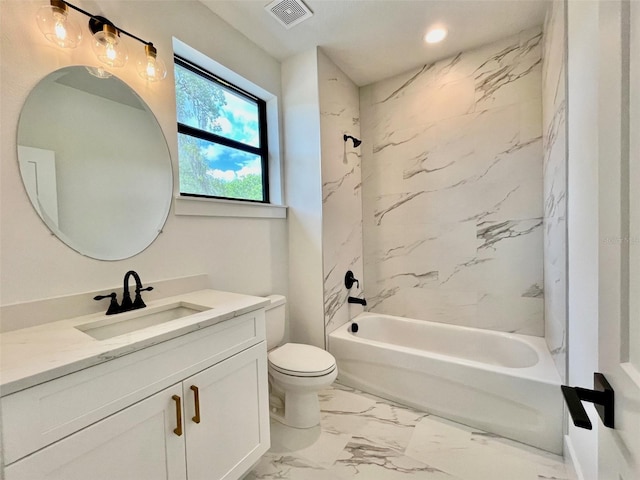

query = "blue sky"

[
  {"left": 202, "top": 89, "right": 261, "bottom": 181},
  {"left": 176, "top": 64, "right": 261, "bottom": 182}
]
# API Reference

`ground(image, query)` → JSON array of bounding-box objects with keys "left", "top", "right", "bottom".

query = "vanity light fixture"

[
  {"left": 35, "top": 0, "right": 166, "bottom": 81},
  {"left": 424, "top": 26, "right": 448, "bottom": 44}
]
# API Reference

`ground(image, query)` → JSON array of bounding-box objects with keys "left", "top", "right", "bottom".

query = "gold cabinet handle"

[
  {"left": 190, "top": 385, "right": 201, "bottom": 424},
  {"left": 172, "top": 395, "right": 183, "bottom": 436}
]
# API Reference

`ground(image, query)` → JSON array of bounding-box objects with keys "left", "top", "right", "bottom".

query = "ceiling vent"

[{"left": 265, "top": 0, "right": 313, "bottom": 29}]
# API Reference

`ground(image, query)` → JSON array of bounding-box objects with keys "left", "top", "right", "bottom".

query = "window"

[{"left": 174, "top": 56, "right": 269, "bottom": 202}]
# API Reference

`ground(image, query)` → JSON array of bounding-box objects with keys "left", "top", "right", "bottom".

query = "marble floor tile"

[
  {"left": 330, "top": 436, "right": 459, "bottom": 480},
  {"left": 245, "top": 453, "right": 343, "bottom": 480},
  {"left": 246, "top": 384, "right": 574, "bottom": 480}
]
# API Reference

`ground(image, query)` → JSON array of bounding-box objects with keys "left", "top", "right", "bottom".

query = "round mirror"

[{"left": 17, "top": 66, "right": 172, "bottom": 260}]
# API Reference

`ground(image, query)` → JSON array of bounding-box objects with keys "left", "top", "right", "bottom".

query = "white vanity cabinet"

[{"left": 1, "top": 309, "right": 270, "bottom": 480}]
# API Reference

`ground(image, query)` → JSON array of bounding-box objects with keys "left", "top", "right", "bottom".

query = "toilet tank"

[{"left": 265, "top": 295, "right": 286, "bottom": 350}]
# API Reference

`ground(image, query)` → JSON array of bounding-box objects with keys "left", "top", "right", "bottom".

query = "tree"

[{"left": 175, "top": 65, "right": 226, "bottom": 132}]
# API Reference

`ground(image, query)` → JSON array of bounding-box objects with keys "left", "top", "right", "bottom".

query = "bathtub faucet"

[{"left": 348, "top": 296, "right": 367, "bottom": 306}]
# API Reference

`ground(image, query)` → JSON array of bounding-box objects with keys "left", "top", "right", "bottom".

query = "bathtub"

[{"left": 328, "top": 312, "right": 563, "bottom": 454}]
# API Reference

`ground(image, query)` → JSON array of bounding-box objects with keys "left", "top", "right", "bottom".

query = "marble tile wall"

[
  {"left": 318, "top": 50, "right": 365, "bottom": 341},
  {"left": 542, "top": 1, "right": 567, "bottom": 380},
  {"left": 360, "top": 28, "right": 545, "bottom": 335}
]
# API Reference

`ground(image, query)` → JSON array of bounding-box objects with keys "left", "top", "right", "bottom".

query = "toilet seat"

[{"left": 268, "top": 343, "right": 336, "bottom": 377}]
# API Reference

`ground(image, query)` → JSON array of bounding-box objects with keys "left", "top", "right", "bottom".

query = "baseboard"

[{"left": 564, "top": 435, "right": 585, "bottom": 480}]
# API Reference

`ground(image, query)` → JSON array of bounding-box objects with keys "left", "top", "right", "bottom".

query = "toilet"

[{"left": 265, "top": 295, "right": 338, "bottom": 428}]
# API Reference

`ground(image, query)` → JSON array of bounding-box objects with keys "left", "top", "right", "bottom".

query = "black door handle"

[{"left": 561, "top": 372, "right": 614, "bottom": 430}]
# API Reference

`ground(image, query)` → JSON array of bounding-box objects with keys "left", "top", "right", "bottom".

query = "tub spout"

[{"left": 348, "top": 296, "right": 367, "bottom": 306}]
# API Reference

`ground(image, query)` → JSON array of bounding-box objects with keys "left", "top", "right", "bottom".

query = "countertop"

[{"left": 0, "top": 289, "right": 270, "bottom": 396}]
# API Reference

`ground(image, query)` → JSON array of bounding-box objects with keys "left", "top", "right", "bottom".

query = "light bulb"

[
  {"left": 36, "top": 0, "right": 82, "bottom": 48},
  {"left": 91, "top": 23, "right": 127, "bottom": 68},
  {"left": 137, "top": 44, "right": 167, "bottom": 82},
  {"left": 424, "top": 27, "right": 447, "bottom": 44},
  {"left": 106, "top": 43, "right": 117, "bottom": 61},
  {"left": 54, "top": 18, "right": 67, "bottom": 41}
]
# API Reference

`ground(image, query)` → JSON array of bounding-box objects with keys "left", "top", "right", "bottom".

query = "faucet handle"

[
  {"left": 133, "top": 286, "right": 153, "bottom": 309},
  {"left": 94, "top": 292, "right": 120, "bottom": 315},
  {"left": 345, "top": 271, "right": 360, "bottom": 289}
]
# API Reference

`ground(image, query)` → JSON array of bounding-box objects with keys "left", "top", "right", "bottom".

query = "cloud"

[
  {"left": 217, "top": 117, "right": 233, "bottom": 135},
  {"left": 236, "top": 158, "right": 262, "bottom": 178},
  {"left": 208, "top": 169, "right": 236, "bottom": 181},
  {"left": 206, "top": 158, "right": 262, "bottom": 183}
]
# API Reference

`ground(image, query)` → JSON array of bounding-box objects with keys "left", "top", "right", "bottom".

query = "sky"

[
  {"left": 176, "top": 64, "right": 262, "bottom": 183},
  {"left": 203, "top": 89, "right": 261, "bottom": 182}
]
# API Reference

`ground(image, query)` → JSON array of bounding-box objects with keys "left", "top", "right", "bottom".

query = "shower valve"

[{"left": 345, "top": 271, "right": 359, "bottom": 289}]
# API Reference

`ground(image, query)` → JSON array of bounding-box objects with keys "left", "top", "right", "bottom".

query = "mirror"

[{"left": 17, "top": 66, "right": 172, "bottom": 260}]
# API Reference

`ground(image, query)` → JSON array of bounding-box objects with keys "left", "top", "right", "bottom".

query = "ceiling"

[{"left": 200, "top": 0, "right": 551, "bottom": 86}]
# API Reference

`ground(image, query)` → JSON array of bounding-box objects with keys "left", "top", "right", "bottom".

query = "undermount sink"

[{"left": 76, "top": 302, "right": 211, "bottom": 340}]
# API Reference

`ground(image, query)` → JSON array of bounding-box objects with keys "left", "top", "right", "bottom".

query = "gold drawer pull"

[
  {"left": 190, "top": 385, "right": 201, "bottom": 424},
  {"left": 172, "top": 395, "right": 183, "bottom": 436}
]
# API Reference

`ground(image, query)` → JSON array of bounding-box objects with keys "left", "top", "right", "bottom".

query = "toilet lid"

[{"left": 268, "top": 343, "right": 336, "bottom": 377}]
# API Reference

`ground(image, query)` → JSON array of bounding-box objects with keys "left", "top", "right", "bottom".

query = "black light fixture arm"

[{"left": 60, "top": 0, "right": 153, "bottom": 47}]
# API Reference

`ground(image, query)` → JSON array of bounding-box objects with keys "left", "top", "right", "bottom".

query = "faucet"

[
  {"left": 93, "top": 271, "right": 154, "bottom": 315},
  {"left": 348, "top": 296, "right": 367, "bottom": 306},
  {"left": 120, "top": 270, "right": 154, "bottom": 313}
]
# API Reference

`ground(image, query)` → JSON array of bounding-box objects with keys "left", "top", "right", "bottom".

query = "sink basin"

[{"left": 76, "top": 302, "right": 210, "bottom": 340}]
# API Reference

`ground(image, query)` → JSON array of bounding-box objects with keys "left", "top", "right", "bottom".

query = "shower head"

[{"left": 343, "top": 134, "right": 362, "bottom": 148}]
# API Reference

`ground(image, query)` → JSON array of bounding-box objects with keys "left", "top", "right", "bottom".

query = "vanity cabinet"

[{"left": 2, "top": 310, "right": 270, "bottom": 480}]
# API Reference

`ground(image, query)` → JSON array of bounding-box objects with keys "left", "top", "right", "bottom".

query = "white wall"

[
  {"left": 566, "top": 1, "right": 600, "bottom": 478},
  {"left": 282, "top": 49, "right": 325, "bottom": 348},
  {"left": 0, "top": 1, "right": 287, "bottom": 320}
]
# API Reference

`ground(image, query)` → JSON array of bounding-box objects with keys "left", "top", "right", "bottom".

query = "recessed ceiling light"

[{"left": 425, "top": 27, "right": 447, "bottom": 44}]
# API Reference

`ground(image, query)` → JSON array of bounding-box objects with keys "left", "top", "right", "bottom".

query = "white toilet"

[{"left": 265, "top": 295, "right": 338, "bottom": 428}]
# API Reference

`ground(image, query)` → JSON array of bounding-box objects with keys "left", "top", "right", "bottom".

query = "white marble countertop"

[{"left": 0, "top": 289, "right": 270, "bottom": 396}]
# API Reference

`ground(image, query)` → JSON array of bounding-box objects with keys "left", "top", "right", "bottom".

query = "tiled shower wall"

[
  {"left": 318, "top": 50, "right": 364, "bottom": 340},
  {"left": 542, "top": 2, "right": 567, "bottom": 380},
  {"left": 360, "top": 28, "right": 545, "bottom": 335}
]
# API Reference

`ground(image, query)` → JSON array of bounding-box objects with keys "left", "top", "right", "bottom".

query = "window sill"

[{"left": 174, "top": 195, "right": 287, "bottom": 219}]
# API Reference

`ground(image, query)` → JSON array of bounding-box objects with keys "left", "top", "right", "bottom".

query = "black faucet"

[
  {"left": 348, "top": 296, "right": 367, "bottom": 306},
  {"left": 93, "top": 271, "right": 153, "bottom": 315},
  {"left": 121, "top": 270, "right": 153, "bottom": 312}
]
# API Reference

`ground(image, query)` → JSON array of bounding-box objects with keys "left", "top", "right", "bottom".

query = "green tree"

[
  {"left": 175, "top": 64, "right": 228, "bottom": 195},
  {"left": 175, "top": 65, "right": 226, "bottom": 132},
  {"left": 223, "top": 174, "right": 263, "bottom": 201}
]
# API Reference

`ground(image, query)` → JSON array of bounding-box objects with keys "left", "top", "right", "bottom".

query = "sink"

[{"left": 76, "top": 302, "right": 210, "bottom": 340}]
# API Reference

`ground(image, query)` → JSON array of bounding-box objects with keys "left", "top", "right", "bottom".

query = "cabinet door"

[
  {"left": 184, "top": 342, "right": 270, "bottom": 480},
  {"left": 5, "top": 384, "right": 187, "bottom": 480}
]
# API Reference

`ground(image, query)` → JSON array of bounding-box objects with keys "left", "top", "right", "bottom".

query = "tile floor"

[{"left": 245, "top": 383, "right": 576, "bottom": 480}]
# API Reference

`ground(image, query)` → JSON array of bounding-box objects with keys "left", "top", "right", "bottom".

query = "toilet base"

[
  {"left": 268, "top": 368, "right": 337, "bottom": 429},
  {"left": 270, "top": 390, "right": 321, "bottom": 428}
]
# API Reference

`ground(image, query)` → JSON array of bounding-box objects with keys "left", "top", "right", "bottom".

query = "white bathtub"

[{"left": 328, "top": 312, "right": 563, "bottom": 454}]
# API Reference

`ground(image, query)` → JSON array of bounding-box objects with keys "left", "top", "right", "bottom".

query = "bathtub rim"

[{"left": 329, "top": 312, "right": 562, "bottom": 385}]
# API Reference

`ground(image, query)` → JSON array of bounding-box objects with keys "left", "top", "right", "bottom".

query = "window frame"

[{"left": 174, "top": 55, "right": 270, "bottom": 203}]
